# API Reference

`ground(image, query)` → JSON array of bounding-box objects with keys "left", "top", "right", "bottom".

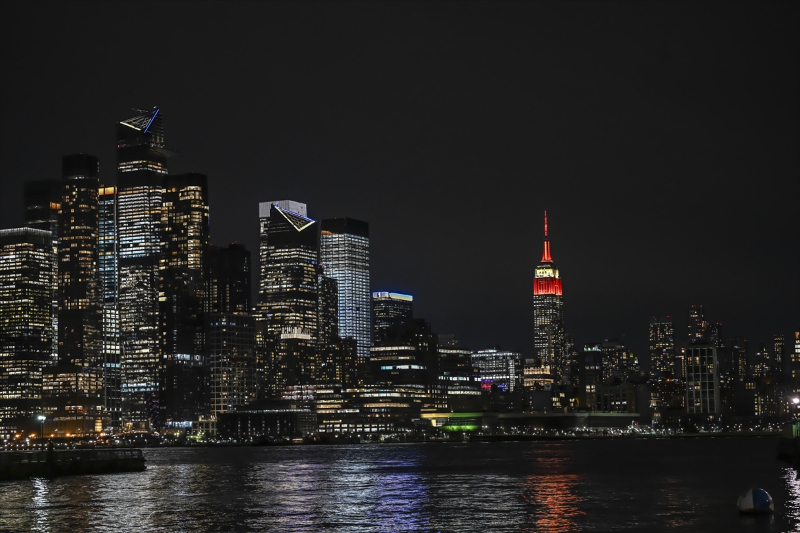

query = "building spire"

[{"left": 541, "top": 210, "right": 553, "bottom": 263}]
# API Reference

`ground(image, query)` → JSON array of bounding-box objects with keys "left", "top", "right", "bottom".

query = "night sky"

[{"left": 1, "top": 1, "right": 798, "bottom": 364}]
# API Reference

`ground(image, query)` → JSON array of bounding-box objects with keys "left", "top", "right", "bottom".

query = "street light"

[{"left": 37, "top": 415, "right": 46, "bottom": 440}]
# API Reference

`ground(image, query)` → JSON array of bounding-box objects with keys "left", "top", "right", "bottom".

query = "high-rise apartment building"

[
  {"left": 160, "top": 173, "right": 210, "bottom": 423},
  {"left": 532, "top": 212, "right": 566, "bottom": 380},
  {"left": 685, "top": 345, "right": 720, "bottom": 415},
  {"left": 729, "top": 337, "right": 749, "bottom": 382},
  {"left": 98, "top": 186, "right": 121, "bottom": 428},
  {"left": 116, "top": 107, "right": 170, "bottom": 428},
  {"left": 0, "top": 228, "right": 54, "bottom": 439},
  {"left": 206, "top": 313, "right": 256, "bottom": 417},
  {"left": 688, "top": 304, "right": 709, "bottom": 344},
  {"left": 257, "top": 201, "right": 320, "bottom": 396},
  {"left": 319, "top": 218, "right": 370, "bottom": 364},
  {"left": 372, "top": 292, "right": 413, "bottom": 343},
  {"left": 45, "top": 154, "right": 104, "bottom": 435},
  {"left": 774, "top": 334, "right": 787, "bottom": 377},
  {"left": 649, "top": 317, "right": 675, "bottom": 375}
]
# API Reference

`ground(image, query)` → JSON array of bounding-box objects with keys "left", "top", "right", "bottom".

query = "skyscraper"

[
  {"left": 204, "top": 243, "right": 251, "bottom": 315},
  {"left": 685, "top": 345, "right": 720, "bottom": 415},
  {"left": 319, "top": 218, "right": 370, "bottom": 364},
  {"left": 257, "top": 201, "right": 320, "bottom": 396},
  {"left": 688, "top": 305, "right": 708, "bottom": 344},
  {"left": 46, "top": 154, "right": 104, "bottom": 435},
  {"left": 204, "top": 242, "right": 256, "bottom": 418},
  {"left": 649, "top": 317, "right": 675, "bottom": 375},
  {"left": 98, "top": 186, "right": 121, "bottom": 428},
  {"left": 372, "top": 292, "right": 413, "bottom": 342},
  {"left": 116, "top": 107, "right": 170, "bottom": 428},
  {"left": 0, "top": 228, "right": 53, "bottom": 439},
  {"left": 532, "top": 211, "right": 566, "bottom": 380},
  {"left": 23, "top": 179, "right": 61, "bottom": 362},
  {"left": 160, "top": 173, "right": 210, "bottom": 423}
]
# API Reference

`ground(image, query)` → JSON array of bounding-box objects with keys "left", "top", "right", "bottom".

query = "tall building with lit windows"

[
  {"left": 0, "top": 228, "right": 53, "bottom": 439},
  {"left": 372, "top": 292, "right": 413, "bottom": 342},
  {"left": 23, "top": 179, "right": 61, "bottom": 362},
  {"left": 116, "top": 107, "right": 170, "bottom": 428},
  {"left": 43, "top": 154, "right": 104, "bottom": 436},
  {"left": 532, "top": 211, "right": 566, "bottom": 380},
  {"left": 319, "top": 218, "right": 370, "bottom": 363},
  {"left": 649, "top": 317, "right": 675, "bottom": 375},
  {"left": 257, "top": 201, "right": 320, "bottom": 396},
  {"left": 688, "top": 304, "right": 708, "bottom": 344},
  {"left": 98, "top": 186, "right": 121, "bottom": 428},
  {"left": 159, "top": 173, "right": 209, "bottom": 423}
]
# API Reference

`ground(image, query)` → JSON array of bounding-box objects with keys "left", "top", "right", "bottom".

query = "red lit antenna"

[
  {"left": 544, "top": 210, "right": 548, "bottom": 237},
  {"left": 541, "top": 210, "right": 553, "bottom": 263}
]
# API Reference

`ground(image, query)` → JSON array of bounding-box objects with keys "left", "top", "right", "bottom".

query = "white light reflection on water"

[
  {"left": 783, "top": 467, "right": 800, "bottom": 528},
  {"left": 31, "top": 477, "right": 49, "bottom": 533}
]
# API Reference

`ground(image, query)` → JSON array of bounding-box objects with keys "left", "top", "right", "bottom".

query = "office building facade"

[
  {"left": 117, "top": 107, "right": 170, "bottom": 428},
  {"left": 320, "top": 218, "right": 370, "bottom": 364},
  {"left": 0, "top": 228, "right": 54, "bottom": 439}
]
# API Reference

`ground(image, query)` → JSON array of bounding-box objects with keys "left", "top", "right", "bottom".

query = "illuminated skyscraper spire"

[
  {"left": 532, "top": 210, "right": 567, "bottom": 382},
  {"left": 541, "top": 211, "right": 553, "bottom": 263}
]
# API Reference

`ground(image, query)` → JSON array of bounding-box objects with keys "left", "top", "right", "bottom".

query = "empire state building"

[{"left": 532, "top": 211, "right": 567, "bottom": 380}]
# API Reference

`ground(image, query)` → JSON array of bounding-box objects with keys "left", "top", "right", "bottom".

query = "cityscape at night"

[{"left": 1, "top": 1, "right": 798, "bottom": 531}]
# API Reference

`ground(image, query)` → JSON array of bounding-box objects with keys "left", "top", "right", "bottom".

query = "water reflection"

[
  {"left": 783, "top": 466, "right": 800, "bottom": 528},
  {"left": 521, "top": 445, "right": 585, "bottom": 532}
]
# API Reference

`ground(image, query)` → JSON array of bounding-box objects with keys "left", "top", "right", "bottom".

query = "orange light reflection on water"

[{"left": 522, "top": 471, "right": 585, "bottom": 532}]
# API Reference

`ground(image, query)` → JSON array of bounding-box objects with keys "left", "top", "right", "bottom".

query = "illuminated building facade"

[
  {"left": 372, "top": 292, "right": 413, "bottom": 343},
  {"left": 46, "top": 154, "right": 104, "bottom": 434},
  {"left": 688, "top": 304, "right": 708, "bottom": 344},
  {"left": 601, "top": 338, "right": 639, "bottom": 381},
  {"left": 370, "top": 318, "right": 440, "bottom": 388},
  {"left": 23, "top": 179, "right": 61, "bottom": 362},
  {"left": 0, "top": 228, "right": 53, "bottom": 439},
  {"left": 117, "top": 107, "right": 170, "bottom": 428},
  {"left": 319, "top": 218, "right": 370, "bottom": 364},
  {"left": 160, "top": 173, "right": 210, "bottom": 423},
  {"left": 257, "top": 202, "right": 320, "bottom": 396},
  {"left": 471, "top": 348, "right": 521, "bottom": 393},
  {"left": 532, "top": 211, "right": 566, "bottom": 380},
  {"left": 206, "top": 313, "right": 256, "bottom": 417},
  {"left": 649, "top": 317, "right": 675, "bottom": 375},
  {"left": 685, "top": 345, "right": 720, "bottom": 415},
  {"left": 98, "top": 186, "right": 121, "bottom": 428}
]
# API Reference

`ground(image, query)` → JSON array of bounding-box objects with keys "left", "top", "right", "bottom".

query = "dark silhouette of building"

[
  {"left": 159, "top": 173, "right": 210, "bottom": 424},
  {"left": 372, "top": 291, "right": 413, "bottom": 344}
]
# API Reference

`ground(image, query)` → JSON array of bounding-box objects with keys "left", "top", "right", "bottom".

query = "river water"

[{"left": 1, "top": 437, "right": 796, "bottom": 532}]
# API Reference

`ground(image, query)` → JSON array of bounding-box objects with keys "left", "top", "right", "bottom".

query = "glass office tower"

[
  {"left": 257, "top": 201, "right": 319, "bottom": 395},
  {"left": 98, "top": 186, "right": 121, "bottom": 428},
  {"left": 116, "top": 107, "right": 170, "bottom": 429},
  {"left": 320, "top": 218, "right": 370, "bottom": 364}
]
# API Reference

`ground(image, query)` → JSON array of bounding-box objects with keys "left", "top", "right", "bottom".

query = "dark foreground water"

[{"left": 1, "top": 437, "right": 797, "bottom": 532}]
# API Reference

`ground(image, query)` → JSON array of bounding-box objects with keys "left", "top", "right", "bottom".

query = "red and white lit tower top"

[{"left": 533, "top": 211, "right": 562, "bottom": 296}]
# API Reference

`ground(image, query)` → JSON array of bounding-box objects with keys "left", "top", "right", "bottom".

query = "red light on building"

[{"left": 533, "top": 277, "right": 562, "bottom": 295}]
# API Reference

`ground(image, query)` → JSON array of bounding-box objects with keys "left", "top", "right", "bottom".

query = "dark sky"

[{"left": 1, "top": 1, "right": 798, "bottom": 363}]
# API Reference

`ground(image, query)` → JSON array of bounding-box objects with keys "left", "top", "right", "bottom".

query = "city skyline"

[{"left": 0, "top": 2, "right": 797, "bottom": 360}]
